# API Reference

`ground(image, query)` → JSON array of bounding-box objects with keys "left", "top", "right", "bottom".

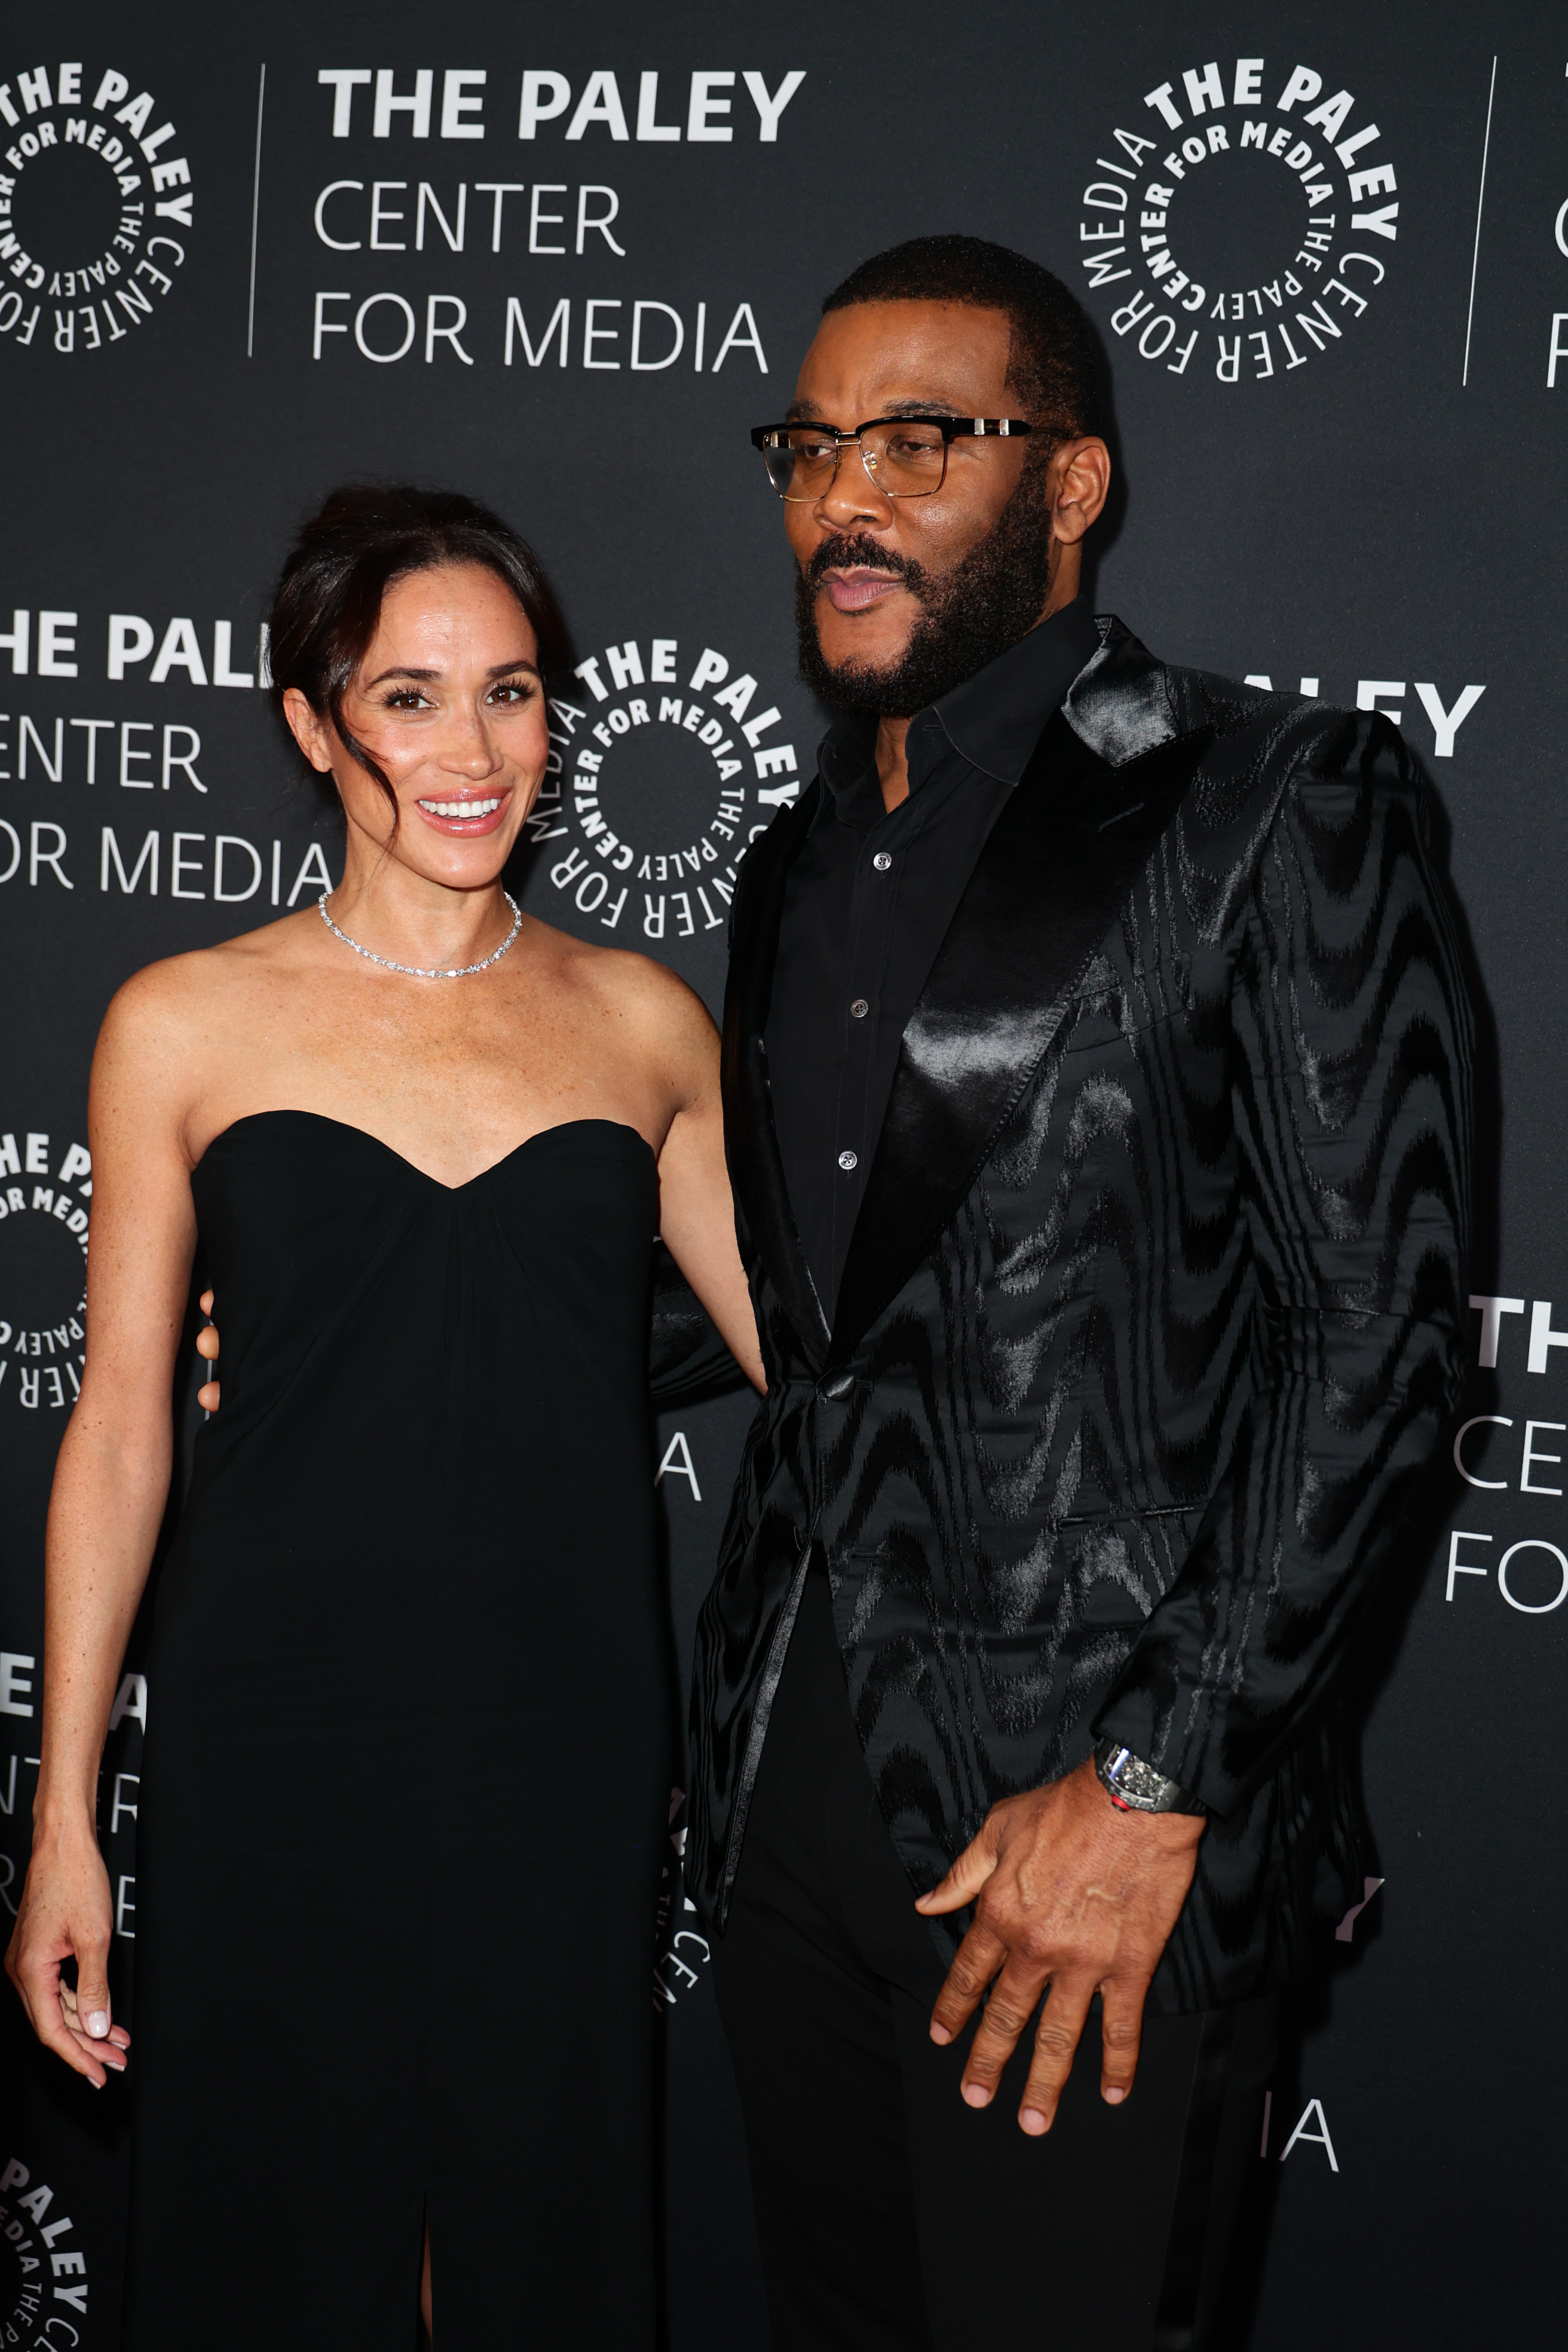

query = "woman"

[{"left": 4, "top": 485, "right": 763, "bottom": 2346}]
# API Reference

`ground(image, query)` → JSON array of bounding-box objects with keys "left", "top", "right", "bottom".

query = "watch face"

[{"left": 1099, "top": 1743, "right": 1180, "bottom": 1811}]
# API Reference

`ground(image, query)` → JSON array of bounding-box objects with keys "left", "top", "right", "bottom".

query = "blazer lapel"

[
  {"left": 830, "top": 698, "right": 1212, "bottom": 1361},
  {"left": 721, "top": 786, "right": 832, "bottom": 1366}
]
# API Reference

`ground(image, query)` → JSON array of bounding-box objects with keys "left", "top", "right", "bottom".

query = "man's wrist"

[{"left": 1093, "top": 1736, "right": 1206, "bottom": 1817}]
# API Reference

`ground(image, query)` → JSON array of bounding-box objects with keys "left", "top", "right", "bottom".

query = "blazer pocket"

[
  {"left": 1060, "top": 1507, "right": 1202, "bottom": 1616},
  {"left": 1057, "top": 1500, "right": 1194, "bottom": 1527}
]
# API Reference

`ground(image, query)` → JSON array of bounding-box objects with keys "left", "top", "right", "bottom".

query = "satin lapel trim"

[
  {"left": 721, "top": 786, "right": 832, "bottom": 1366},
  {"left": 830, "top": 711, "right": 1211, "bottom": 1360}
]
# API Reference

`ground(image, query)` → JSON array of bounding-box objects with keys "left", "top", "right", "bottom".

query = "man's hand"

[
  {"left": 196, "top": 1288, "right": 220, "bottom": 1410},
  {"left": 916, "top": 1756, "right": 1204, "bottom": 2134}
]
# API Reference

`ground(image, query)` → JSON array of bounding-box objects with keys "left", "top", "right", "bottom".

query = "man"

[{"left": 690, "top": 235, "right": 1472, "bottom": 2349}]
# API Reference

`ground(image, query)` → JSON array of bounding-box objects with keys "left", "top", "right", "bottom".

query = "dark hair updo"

[{"left": 266, "top": 482, "right": 570, "bottom": 833}]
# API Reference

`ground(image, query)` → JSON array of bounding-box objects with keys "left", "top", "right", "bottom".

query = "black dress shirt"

[{"left": 766, "top": 597, "right": 1102, "bottom": 1320}]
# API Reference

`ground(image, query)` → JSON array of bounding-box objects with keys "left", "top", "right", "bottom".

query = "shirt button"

[
  {"left": 850, "top": 998, "right": 869, "bottom": 1020},
  {"left": 872, "top": 851, "right": 893, "bottom": 872},
  {"left": 837, "top": 1149, "right": 858, "bottom": 1172}
]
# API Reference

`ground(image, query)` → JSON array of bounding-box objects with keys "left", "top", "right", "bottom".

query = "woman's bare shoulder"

[
  {"left": 96, "top": 912, "right": 320, "bottom": 1075},
  {"left": 529, "top": 915, "right": 717, "bottom": 1038}
]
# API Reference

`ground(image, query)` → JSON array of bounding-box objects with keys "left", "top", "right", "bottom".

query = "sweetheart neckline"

[{"left": 194, "top": 1109, "right": 656, "bottom": 1194}]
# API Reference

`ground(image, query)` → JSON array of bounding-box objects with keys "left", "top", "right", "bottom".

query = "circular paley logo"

[
  {"left": 1078, "top": 56, "right": 1397, "bottom": 388},
  {"left": 653, "top": 1785, "right": 713, "bottom": 2015},
  {"left": 534, "top": 634, "right": 799, "bottom": 945},
  {"left": 0, "top": 2154, "right": 92, "bottom": 2340},
  {"left": 0, "top": 58, "right": 193, "bottom": 357},
  {"left": 0, "top": 1125, "right": 89, "bottom": 1414}
]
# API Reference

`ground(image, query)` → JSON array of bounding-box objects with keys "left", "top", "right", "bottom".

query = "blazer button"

[{"left": 818, "top": 1369, "right": 855, "bottom": 1402}]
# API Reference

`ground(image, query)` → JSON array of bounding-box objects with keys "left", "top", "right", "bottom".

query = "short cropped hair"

[
  {"left": 268, "top": 482, "right": 568, "bottom": 834},
  {"left": 822, "top": 234, "right": 1104, "bottom": 441}
]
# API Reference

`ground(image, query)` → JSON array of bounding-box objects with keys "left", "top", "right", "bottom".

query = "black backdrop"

[{"left": 2, "top": 3, "right": 1564, "bottom": 2342}]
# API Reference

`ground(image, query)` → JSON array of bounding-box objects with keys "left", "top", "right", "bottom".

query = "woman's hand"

[{"left": 6, "top": 1820, "right": 131, "bottom": 2087}]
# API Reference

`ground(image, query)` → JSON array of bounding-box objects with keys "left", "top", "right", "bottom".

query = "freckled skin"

[{"left": 4, "top": 553, "right": 763, "bottom": 2319}]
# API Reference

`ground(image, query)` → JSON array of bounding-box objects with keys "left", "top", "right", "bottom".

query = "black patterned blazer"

[{"left": 686, "top": 617, "right": 1473, "bottom": 2010}]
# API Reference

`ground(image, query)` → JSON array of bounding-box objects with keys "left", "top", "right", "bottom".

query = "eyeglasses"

[{"left": 750, "top": 414, "right": 1034, "bottom": 502}]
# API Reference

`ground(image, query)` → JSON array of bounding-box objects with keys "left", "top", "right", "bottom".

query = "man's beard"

[{"left": 794, "top": 464, "right": 1058, "bottom": 717}]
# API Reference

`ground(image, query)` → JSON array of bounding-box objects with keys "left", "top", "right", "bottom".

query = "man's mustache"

[{"left": 805, "top": 534, "right": 928, "bottom": 596}]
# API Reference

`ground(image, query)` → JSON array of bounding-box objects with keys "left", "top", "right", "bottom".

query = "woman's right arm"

[{"left": 4, "top": 968, "right": 202, "bottom": 2084}]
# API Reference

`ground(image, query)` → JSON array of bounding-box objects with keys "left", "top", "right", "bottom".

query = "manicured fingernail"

[
  {"left": 962, "top": 2082, "right": 991, "bottom": 2109},
  {"left": 930, "top": 2024, "right": 952, "bottom": 2046},
  {"left": 1104, "top": 2086, "right": 1126, "bottom": 2104},
  {"left": 1020, "top": 2108, "right": 1048, "bottom": 2135},
  {"left": 86, "top": 2011, "right": 109, "bottom": 2039}
]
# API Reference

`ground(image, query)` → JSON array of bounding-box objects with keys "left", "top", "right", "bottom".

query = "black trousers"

[{"left": 710, "top": 1574, "right": 1277, "bottom": 2352}]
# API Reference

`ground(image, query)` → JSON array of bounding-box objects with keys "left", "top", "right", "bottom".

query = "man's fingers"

[
  {"left": 958, "top": 1961, "right": 1054, "bottom": 2107},
  {"left": 915, "top": 1823, "right": 1001, "bottom": 1918},
  {"left": 196, "top": 1298, "right": 221, "bottom": 1402},
  {"left": 927, "top": 1919, "right": 1008, "bottom": 2046},
  {"left": 1098, "top": 1979, "right": 1146, "bottom": 2107},
  {"left": 1016, "top": 1976, "right": 1096, "bottom": 2134}
]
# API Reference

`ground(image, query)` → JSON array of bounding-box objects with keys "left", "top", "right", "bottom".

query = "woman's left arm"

[{"left": 645, "top": 976, "right": 765, "bottom": 1394}]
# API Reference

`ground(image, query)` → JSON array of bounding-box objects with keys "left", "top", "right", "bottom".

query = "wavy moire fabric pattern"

[{"left": 689, "top": 619, "right": 1474, "bottom": 2010}]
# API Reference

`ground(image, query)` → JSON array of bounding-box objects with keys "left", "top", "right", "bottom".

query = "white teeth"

[{"left": 418, "top": 796, "right": 502, "bottom": 819}]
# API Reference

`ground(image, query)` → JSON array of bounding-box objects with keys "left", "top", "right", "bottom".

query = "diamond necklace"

[{"left": 317, "top": 889, "right": 523, "bottom": 980}]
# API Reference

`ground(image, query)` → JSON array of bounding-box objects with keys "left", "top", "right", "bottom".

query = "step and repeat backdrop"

[{"left": 1, "top": 1, "right": 1563, "bottom": 2343}]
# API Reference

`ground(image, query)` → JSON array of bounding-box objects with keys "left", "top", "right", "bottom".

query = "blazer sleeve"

[{"left": 1093, "top": 712, "right": 1475, "bottom": 1816}]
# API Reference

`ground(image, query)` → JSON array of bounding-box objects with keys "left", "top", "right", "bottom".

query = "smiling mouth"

[{"left": 415, "top": 793, "right": 506, "bottom": 823}]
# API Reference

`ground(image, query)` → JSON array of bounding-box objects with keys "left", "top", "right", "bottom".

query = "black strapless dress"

[{"left": 122, "top": 1112, "right": 670, "bottom": 2348}]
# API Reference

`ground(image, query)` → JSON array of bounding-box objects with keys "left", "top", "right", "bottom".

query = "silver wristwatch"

[{"left": 1093, "top": 1736, "right": 1206, "bottom": 1816}]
